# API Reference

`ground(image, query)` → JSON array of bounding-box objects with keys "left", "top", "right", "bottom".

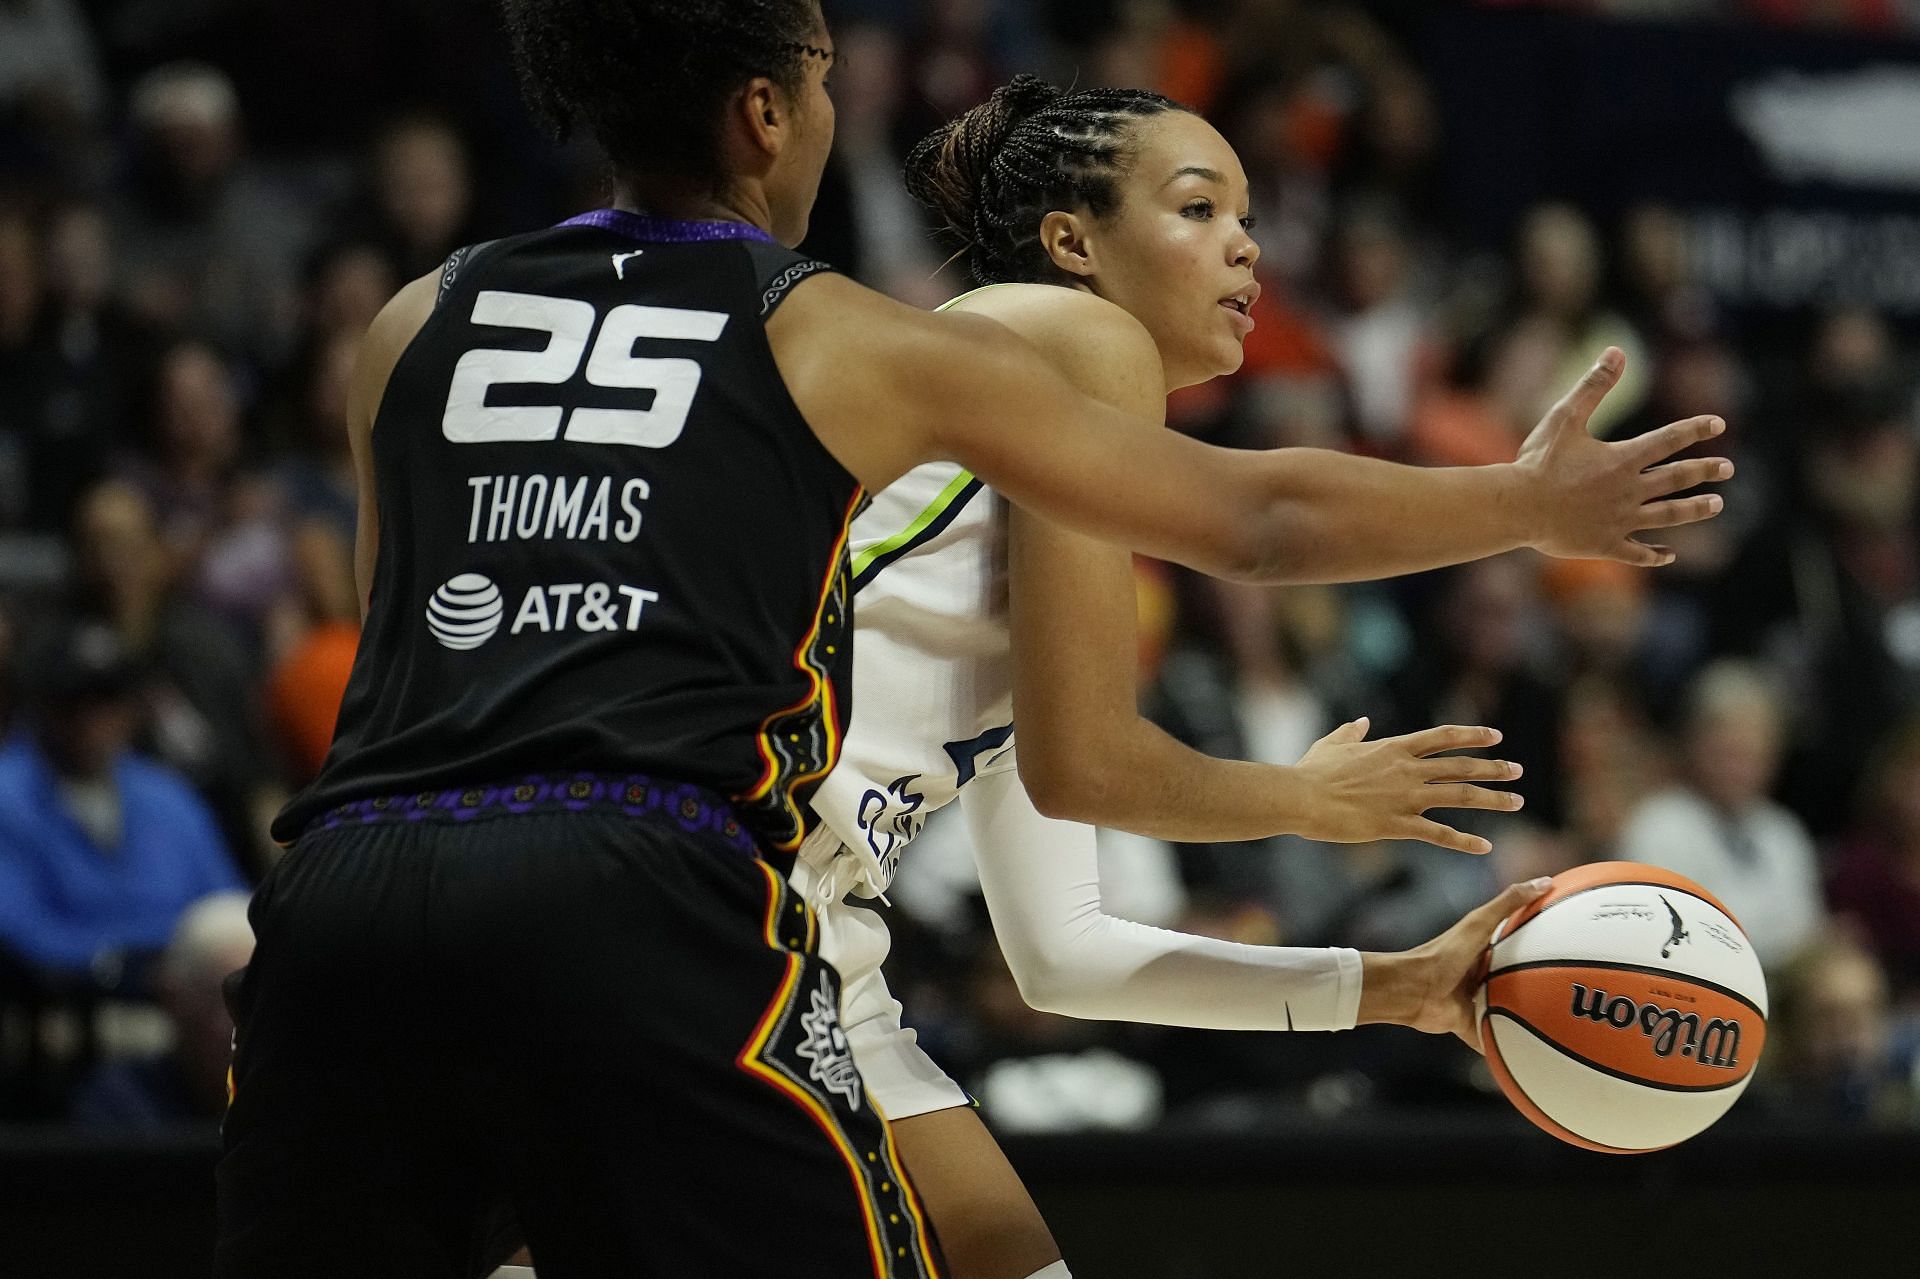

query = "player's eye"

[
  {"left": 1182, "top": 199, "right": 1215, "bottom": 221},
  {"left": 1240, "top": 215, "right": 1258, "bottom": 232}
]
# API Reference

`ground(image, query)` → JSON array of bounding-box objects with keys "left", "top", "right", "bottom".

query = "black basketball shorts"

[{"left": 214, "top": 776, "right": 943, "bottom": 1278}]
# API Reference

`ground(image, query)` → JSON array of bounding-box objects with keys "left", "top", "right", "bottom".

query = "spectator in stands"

[
  {"left": 0, "top": 0, "right": 106, "bottom": 175},
  {"left": 362, "top": 114, "right": 476, "bottom": 282},
  {"left": 1770, "top": 374, "right": 1920, "bottom": 834},
  {"left": 26, "top": 199, "right": 153, "bottom": 532},
  {"left": 71, "top": 479, "right": 273, "bottom": 870},
  {"left": 827, "top": 22, "right": 953, "bottom": 305},
  {"left": 1617, "top": 203, "right": 1717, "bottom": 347},
  {"left": 1386, "top": 555, "right": 1566, "bottom": 826},
  {"left": 1827, "top": 717, "right": 1920, "bottom": 1003},
  {"left": 1485, "top": 203, "right": 1649, "bottom": 440},
  {"left": 1765, "top": 933, "right": 1916, "bottom": 1126},
  {"left": 69, "top": 890, "right": 253, "bottom": 1128},
  {"left": 119, "top": 338, "right": 301, "bottom": 649},
  {"left": 1328, "top": 201, "right": 1429, "bottom": 451},
  {"left": 300, "top": 239, "right": 395, "bottom": 342},
  {"left": 110, "top": 62, "right": 304, "bottom": 362},
  {"left": 0, "top": 202, "right": 45, "bottom": 530},
  {"left": 271, "top": 327, "right": 358, "bottom": 547},
  {"left": 1618, "top": 660, "right": 1825, "bottom": 969},
  {"left": 0, "top": 623, "right": 244, "bottom": 984},
  {"left": 1544, "top": 559, "right": 1681, "bottom": 852}
]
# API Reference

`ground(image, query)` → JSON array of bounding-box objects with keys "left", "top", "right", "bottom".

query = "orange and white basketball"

[{"left": 1475, "top": 862, "right": 1768, "bottom": 1154}]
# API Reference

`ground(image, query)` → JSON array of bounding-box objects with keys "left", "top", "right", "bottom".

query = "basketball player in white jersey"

[{"left": 792, "top": 79, "right": 1734, "bottom": 1279}]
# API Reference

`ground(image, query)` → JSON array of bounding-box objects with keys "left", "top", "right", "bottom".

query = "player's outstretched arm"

[{"left": 773, "top": 278, "right": 1729, "bottom": 583}]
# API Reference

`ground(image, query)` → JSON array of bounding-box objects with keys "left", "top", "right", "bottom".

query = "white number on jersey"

[{"left": 442, "top": 290, "right": 728, "bottom": 447}]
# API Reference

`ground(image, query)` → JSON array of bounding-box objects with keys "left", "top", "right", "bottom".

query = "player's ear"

[
  {"left": 1040, "top": 210, "right": 1098, "bottom": 280},
  {"left": 737, "top": 77, "right": 787, "bottom": 159}
]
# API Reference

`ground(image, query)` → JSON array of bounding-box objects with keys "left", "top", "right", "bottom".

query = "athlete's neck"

[
  {"left": 1059, "top": 277, "right": 1183, "bottom": 398},
  {"left": 612, "top": 178, "right": 775, "bottom": 237}
]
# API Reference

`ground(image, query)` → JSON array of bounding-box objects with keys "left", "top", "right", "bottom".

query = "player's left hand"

[
  {"left": 1292, "top": 717, "right": 1523, "bottom": 855},
  {"left": 1514, "top": 347, "right": 1732, "bottom": 567}
]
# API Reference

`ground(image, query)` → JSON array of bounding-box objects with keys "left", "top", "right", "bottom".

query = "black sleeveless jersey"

[{"left": 273, "top": 212, "right": 860, "bottom": 853}]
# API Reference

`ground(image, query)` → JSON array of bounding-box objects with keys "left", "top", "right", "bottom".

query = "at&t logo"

[{"left": 427, "top": 574, "right": 505, "bottom": 650}]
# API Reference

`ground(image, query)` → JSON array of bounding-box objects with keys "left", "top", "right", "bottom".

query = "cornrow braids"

[
  {"left": 500, "top": 0, "right": 823, "bottom": 185},
  {"left": 905, "top": 75, "right": 1187, "bottom": 286}
]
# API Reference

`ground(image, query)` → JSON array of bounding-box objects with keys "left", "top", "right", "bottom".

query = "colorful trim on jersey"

[
  {"left": 736, "top": 863, "right": 941, "bottom": 1279},
  {"left": 304, "top": 772, "right": 759, "bottom": 855},
  {"left": 558, "top": 208, "right": 777, "bottom": 245},
  {"left": 851, "top": 472, "right": 985, "bottom": 594},
  {"left": 737, "top": 489, "right": 864, "bottom": 852}
]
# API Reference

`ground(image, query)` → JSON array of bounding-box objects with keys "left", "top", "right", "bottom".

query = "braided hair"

[
  {"left": 905, "top": 75, "right": 1187, "bottom": 287},
  {"left": 500, "top": 0, "right": 825, "bottom": 185}
]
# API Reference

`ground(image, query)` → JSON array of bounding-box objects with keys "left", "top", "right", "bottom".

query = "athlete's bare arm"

[
  {"left": 956, "top": 290, "right": 1516, "bottom": 852},
  {"left": 769, "top": 276, "right": 1728, "bottom": 583},
  {"left": 346, "top": 271, "right": 439, "bottom": 617},
  {"left": 351, "top": 263, "right": 1726, "bottom": 610}
]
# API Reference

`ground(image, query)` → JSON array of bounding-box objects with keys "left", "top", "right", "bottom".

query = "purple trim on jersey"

[
  {"left": 559, "top": 208, "right": 777, "bottom": 245},
  {"left": 307, "top": 771, "right": 760, "bottom": 855}
]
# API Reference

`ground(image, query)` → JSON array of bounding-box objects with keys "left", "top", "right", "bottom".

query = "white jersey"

[
  {"left": 806, "top": 457, "right": 1016, "bottom": 897},
  {"left": 797, "top": 290, "right": 1361, "bottom": 1128}
]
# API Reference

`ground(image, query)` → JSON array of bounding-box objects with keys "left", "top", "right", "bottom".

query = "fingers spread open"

[
  {"left": 1641, "top": 456, "right": 1734, "bottom": 499},
  {"left": 1402, "top": 818, "right": 1492, "bottom": 855},
  {"left": 1398, "top": 724, "right": 1502, "bottom": 757},
  {"left": 1629, "top": 415, "right": 1724, "bottom": 468}
]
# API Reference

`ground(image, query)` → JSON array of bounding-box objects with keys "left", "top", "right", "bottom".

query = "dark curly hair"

[
  {"left": 905, "top": 75, "right": 1186, "bottom": 286},
  {"left": 500, "top": 0, "right": 825, "bottom": 184}
]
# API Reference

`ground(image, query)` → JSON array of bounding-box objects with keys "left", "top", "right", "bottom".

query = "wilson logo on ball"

[
  {"left": 427, "top": 573, "right": 504, "bottom": 650},
  {"left": 1568, "top": 984, "right": 1744, "bottom": 1068}
]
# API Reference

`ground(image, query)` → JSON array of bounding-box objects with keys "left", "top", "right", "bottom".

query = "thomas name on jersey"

[{"left": 465, "top": 472, "right": 649, "bottom": 544}]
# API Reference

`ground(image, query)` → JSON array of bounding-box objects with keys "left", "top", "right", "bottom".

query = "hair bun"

[{"left": 905, "top": 75, "right": 1065, "bottom": 270}]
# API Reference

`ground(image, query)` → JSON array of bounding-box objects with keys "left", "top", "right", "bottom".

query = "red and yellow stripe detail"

[
  {"left": 737, "top": 861, "right": 939, "bottom": 1277},
  {"left": 739, "top": 486, "right": 864, "bottom": 852},
  {"left": 736, "top": 953, "right": 891, "bottom": 1276}
]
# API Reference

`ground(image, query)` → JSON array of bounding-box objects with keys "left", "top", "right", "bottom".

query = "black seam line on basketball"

[
  {"left": 1485, "top": 959, "right": 1766, "bottom": 1019},
  {"left": 1496, "top": 882, "right": 1729, "bottom": 946},
  {"left": 851, "top": 479, "right": 986, "bottom": 595},
  {"left": 1483, "top": 1008, "right": 1751, "bottom": 1093}
]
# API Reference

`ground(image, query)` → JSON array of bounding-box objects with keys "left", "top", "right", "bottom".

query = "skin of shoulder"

[
  {"left": 945, "top": 284, "right": 1168, "bottom": 424},
  {"left": 767, "top": 272, "right": 1192, "bottom": 498}
]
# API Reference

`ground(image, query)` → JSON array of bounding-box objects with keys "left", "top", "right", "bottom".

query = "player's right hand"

[
  {"left": 1358, "top": 877, "right": 1554, "bottom": 1048},
  {"left": 1514, "top": 347, "right": 1733, "bottom": 568},
  {"left": 1291, "top": 718, "right": 1522, "bottom": 854}
]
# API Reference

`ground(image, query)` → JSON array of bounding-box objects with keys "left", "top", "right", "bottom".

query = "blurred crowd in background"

[{"left": 4, "top": 0, "right": 1920, "bottom": 1138}]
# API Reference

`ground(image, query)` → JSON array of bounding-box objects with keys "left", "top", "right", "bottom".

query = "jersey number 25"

[{"left": 442, "top": 290, "right": 728, "bottom": 448}]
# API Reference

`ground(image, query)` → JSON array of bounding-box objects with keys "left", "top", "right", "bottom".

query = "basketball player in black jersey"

[{"left": 215, "top": 3, "right": 1733, "bottom": 1275}]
